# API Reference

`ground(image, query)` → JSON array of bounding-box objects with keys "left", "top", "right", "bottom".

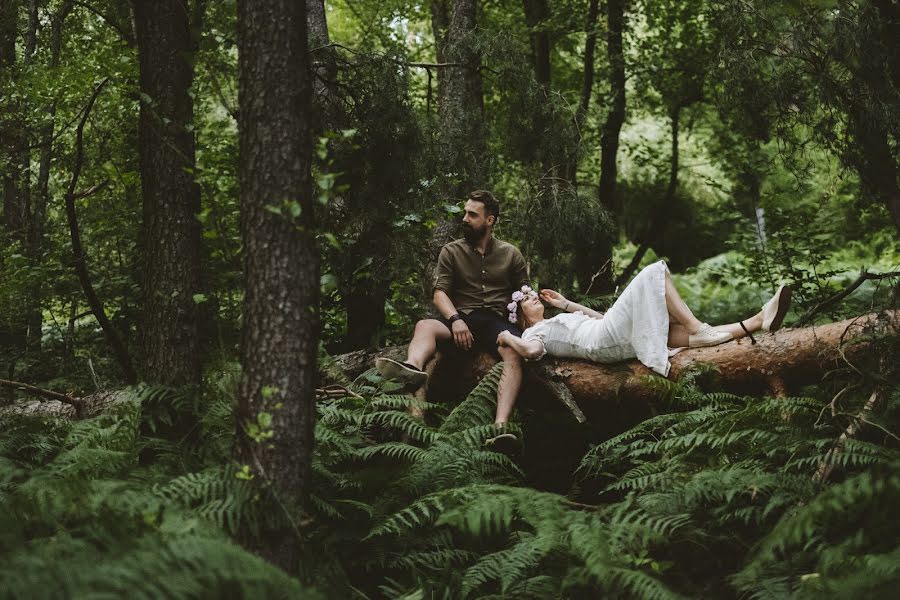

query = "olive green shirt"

[{"left": 432, "top": 237, "right": 529, "bottom": 317}]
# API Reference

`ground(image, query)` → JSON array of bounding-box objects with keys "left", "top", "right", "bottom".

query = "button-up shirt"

[{"left": 432, "top": 237, "right": 529, "bottom": 317}]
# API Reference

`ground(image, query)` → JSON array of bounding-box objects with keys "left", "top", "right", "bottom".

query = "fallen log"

[{"left": 338, "top": 311, "right": 899, "bottom": 427}]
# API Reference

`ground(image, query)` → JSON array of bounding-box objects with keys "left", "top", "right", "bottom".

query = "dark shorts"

[{"left": 437, "top": 309, "right": 522, "bottom": 356}]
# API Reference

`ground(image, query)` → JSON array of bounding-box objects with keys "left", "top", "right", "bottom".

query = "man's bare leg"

[
  {"left": 405, "top": 319, "right": 452, "bottom": 370},
  {"left": 494, "top": 345, "right": 524, "bottom": 424}
]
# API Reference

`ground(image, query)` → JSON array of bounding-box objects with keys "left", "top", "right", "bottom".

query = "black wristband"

[{"left": 448, "top": 313, "right": 461, "bottom": 324}]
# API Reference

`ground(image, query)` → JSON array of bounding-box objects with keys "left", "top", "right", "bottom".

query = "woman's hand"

[
  {"left": 496, "top": 330, "right": 515, "bottom": 347},
  {"left": 540, "top": 288, "right": 569, "bottom": 310}
]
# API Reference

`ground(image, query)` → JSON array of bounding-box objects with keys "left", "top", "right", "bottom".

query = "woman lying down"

[{"left": 497, "top": 261, "right": 792, "bottom": 377}]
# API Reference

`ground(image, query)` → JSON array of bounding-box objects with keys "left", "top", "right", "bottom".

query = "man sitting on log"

[{"left": 376, "top": 190, "right": 529, "bottom": 449}]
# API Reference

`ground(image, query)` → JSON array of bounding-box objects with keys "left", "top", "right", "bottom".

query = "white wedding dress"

[{"left": 521, "top": 260, "right": 675, "bottom": 376}]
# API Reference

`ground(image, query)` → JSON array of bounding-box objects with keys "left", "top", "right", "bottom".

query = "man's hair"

[{"left": 467, "top": 190, "right": 500, "bottom": 220}]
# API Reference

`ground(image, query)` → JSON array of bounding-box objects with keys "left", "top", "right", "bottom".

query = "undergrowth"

[{"left": 1, "top": 359, "right": 898, "bottom": 598}]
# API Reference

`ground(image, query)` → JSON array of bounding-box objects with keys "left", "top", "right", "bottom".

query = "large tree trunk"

[
  {"left": 434, "top": 0, "right": 485, "bottom": 194},
  {"left": 423, "top": 0, "right": 486, "bottom": 300},
  {"left": 133, "top": 0, "right": 202, "bottom": 386},
  {"left": 0, "top": 0, "right": 29, "bottom": 381},
  {"left": 235, "top": 0, "right": 318, "bottom": 572}
]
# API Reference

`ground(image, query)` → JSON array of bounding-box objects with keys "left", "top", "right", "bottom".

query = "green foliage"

[{"left": 0, "top": 389, "right": 315, "bottom": 599}]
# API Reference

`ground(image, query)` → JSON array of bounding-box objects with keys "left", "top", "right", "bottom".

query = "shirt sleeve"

[
  {"left": 511, "top": 248, "right": 529, "bottom": 289},
  {"left": 432, "top": 246, "right": 454, "bottom": 295},
  {"left": 521, "top": 323, "right": 547, "bottom": 361}
]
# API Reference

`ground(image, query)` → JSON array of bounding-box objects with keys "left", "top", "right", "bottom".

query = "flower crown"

[{"left": 507, "top": 285, "right": 538, "bottom": 323}]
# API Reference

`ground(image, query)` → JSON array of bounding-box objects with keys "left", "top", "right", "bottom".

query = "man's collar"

[{"left": 467, "top": 234, "right": 495, "bottom": 255}]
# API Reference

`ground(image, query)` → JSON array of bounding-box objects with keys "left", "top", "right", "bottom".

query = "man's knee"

[{"left": 414, "top": 318, "right": 449, "bottom": 341}]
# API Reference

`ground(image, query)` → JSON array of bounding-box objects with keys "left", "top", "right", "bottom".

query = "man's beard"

[{"left": 463, "top": 223, "right": 487, "bottom": 243}]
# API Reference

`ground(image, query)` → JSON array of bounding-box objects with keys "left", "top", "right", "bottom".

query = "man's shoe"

[
  {"left": 484, "top": 431, "right": 521, "bottom": 455},
  {"left": 375, "top": 358, "right": 428, "bottom": 386},
  {"left": 688, "top": 323, "right": 733, "bottom": 348},
  {"left": 761, "top": 285, "right": 792, "bottom": 332}
]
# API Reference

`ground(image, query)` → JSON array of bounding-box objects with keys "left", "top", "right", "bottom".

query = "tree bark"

[
  {"left": 133, "top": 0, "right": 202, "bottom": 386},
  {"left": 0, "top": 0, "right": 29, "bottom": 381},
  {"left": 235, "top": 0, "right": 318, "bottom": 572},
  {"left": 430, "top": 0, "right": 450, "bottom": 106},
  {"left": 424, "top": 0, "right": 485, "bottom": 300},
  {"left": 597, "top": 0, "right": 626, "bottom": 214},
  {"left": 434, "top": 0, "right": 485, "bottom": 194},
  {"left": 575, "top": 0, "right": 627, "bottom": 293},
  {"left": 564, "top": 0, "right": 600, "bottom": 184},
  {"left": 522, "top": 0, "right": 550, "bottom": 87}
]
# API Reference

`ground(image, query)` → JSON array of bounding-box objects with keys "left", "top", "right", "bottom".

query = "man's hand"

[
  {"left": 540, "top": 288, "right": 569, "bottom": 310},
  {"left": 451, "top": 319, "right": 474, "bottom": 350}
]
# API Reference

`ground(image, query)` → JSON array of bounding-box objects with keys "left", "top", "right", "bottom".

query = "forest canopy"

[{"left": 0, "top": 0, "right": 898, "bottom": 598}]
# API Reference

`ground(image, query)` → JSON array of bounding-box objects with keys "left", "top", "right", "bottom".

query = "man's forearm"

[{"left": 433, "top": 289, "right": 459, "bottom": 319}]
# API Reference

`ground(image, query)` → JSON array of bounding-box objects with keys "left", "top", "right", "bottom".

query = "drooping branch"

[
  {"left": 795, "top": 270, "right": 900, "bottom": 327},
  {"left": 64, "top": 78, "right": 138, "bottom": 384}
]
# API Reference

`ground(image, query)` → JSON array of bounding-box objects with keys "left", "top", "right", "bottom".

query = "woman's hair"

[{"left": 516, "top": 300, "right": 535, "bottom": 330}]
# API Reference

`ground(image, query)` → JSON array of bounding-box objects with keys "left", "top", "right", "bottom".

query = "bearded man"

[{"left": 376, "top": 190, "right": 529, "bottom": 449}]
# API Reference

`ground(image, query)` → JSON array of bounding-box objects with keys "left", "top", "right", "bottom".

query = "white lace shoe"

[
  {"left": 761, "top": 285, "right": 792, "bottom": 332},
  {"left": 688, "top": 323, "right": 733, "bottom": 348}
]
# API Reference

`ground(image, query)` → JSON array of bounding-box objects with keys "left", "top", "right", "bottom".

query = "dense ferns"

[{"left": 1, "top": 361, "right": 898, "bottom": 598}]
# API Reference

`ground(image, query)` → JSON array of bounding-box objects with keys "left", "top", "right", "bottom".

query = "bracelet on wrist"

[{"left": 564, "top": 301, "right": 570, "bottom": 311}]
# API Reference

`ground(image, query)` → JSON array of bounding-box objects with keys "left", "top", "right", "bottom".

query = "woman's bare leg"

[
  {"left": 667, "top": 311, "right": 765, "bottom": 346},
  {"left": 664, "top": 272, "right": 703, "bottom": 334}
]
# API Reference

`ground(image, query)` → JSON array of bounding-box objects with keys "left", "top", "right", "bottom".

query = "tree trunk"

[
  {"left": 564, "top": 0, "right": 600, "bottom": 184},
  {"left": 522, "top": 0, "right": 550, "bottom": 87},
  {"left": 597, "top": 0, "right": 626, "bottom": 214},
  {"left": 576, "top": 0, "right": 627, "bottom": 293},
  {"left": 133, "top": 0, "right": 202, "bottom": 386},
  {"left": 435, "top": 0, "right": 485, "bottom": 194},
  {"left": 423, "top": 0, "right": 485, "bottom": 300},
  {"left": 615, "top": 104, "right": 680, "bottom": 287},
  {"left": 0, "top": 0, "right": 29, "bottom": 381},
  {"left": 306, "top": 0, "right": 338, "bottom": 113},
  {"left": 430, "top": 0, "right": 450, "bottom": 106},
  {"left": 235, "top": 0, "right": 318, "bottom": 572}
]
